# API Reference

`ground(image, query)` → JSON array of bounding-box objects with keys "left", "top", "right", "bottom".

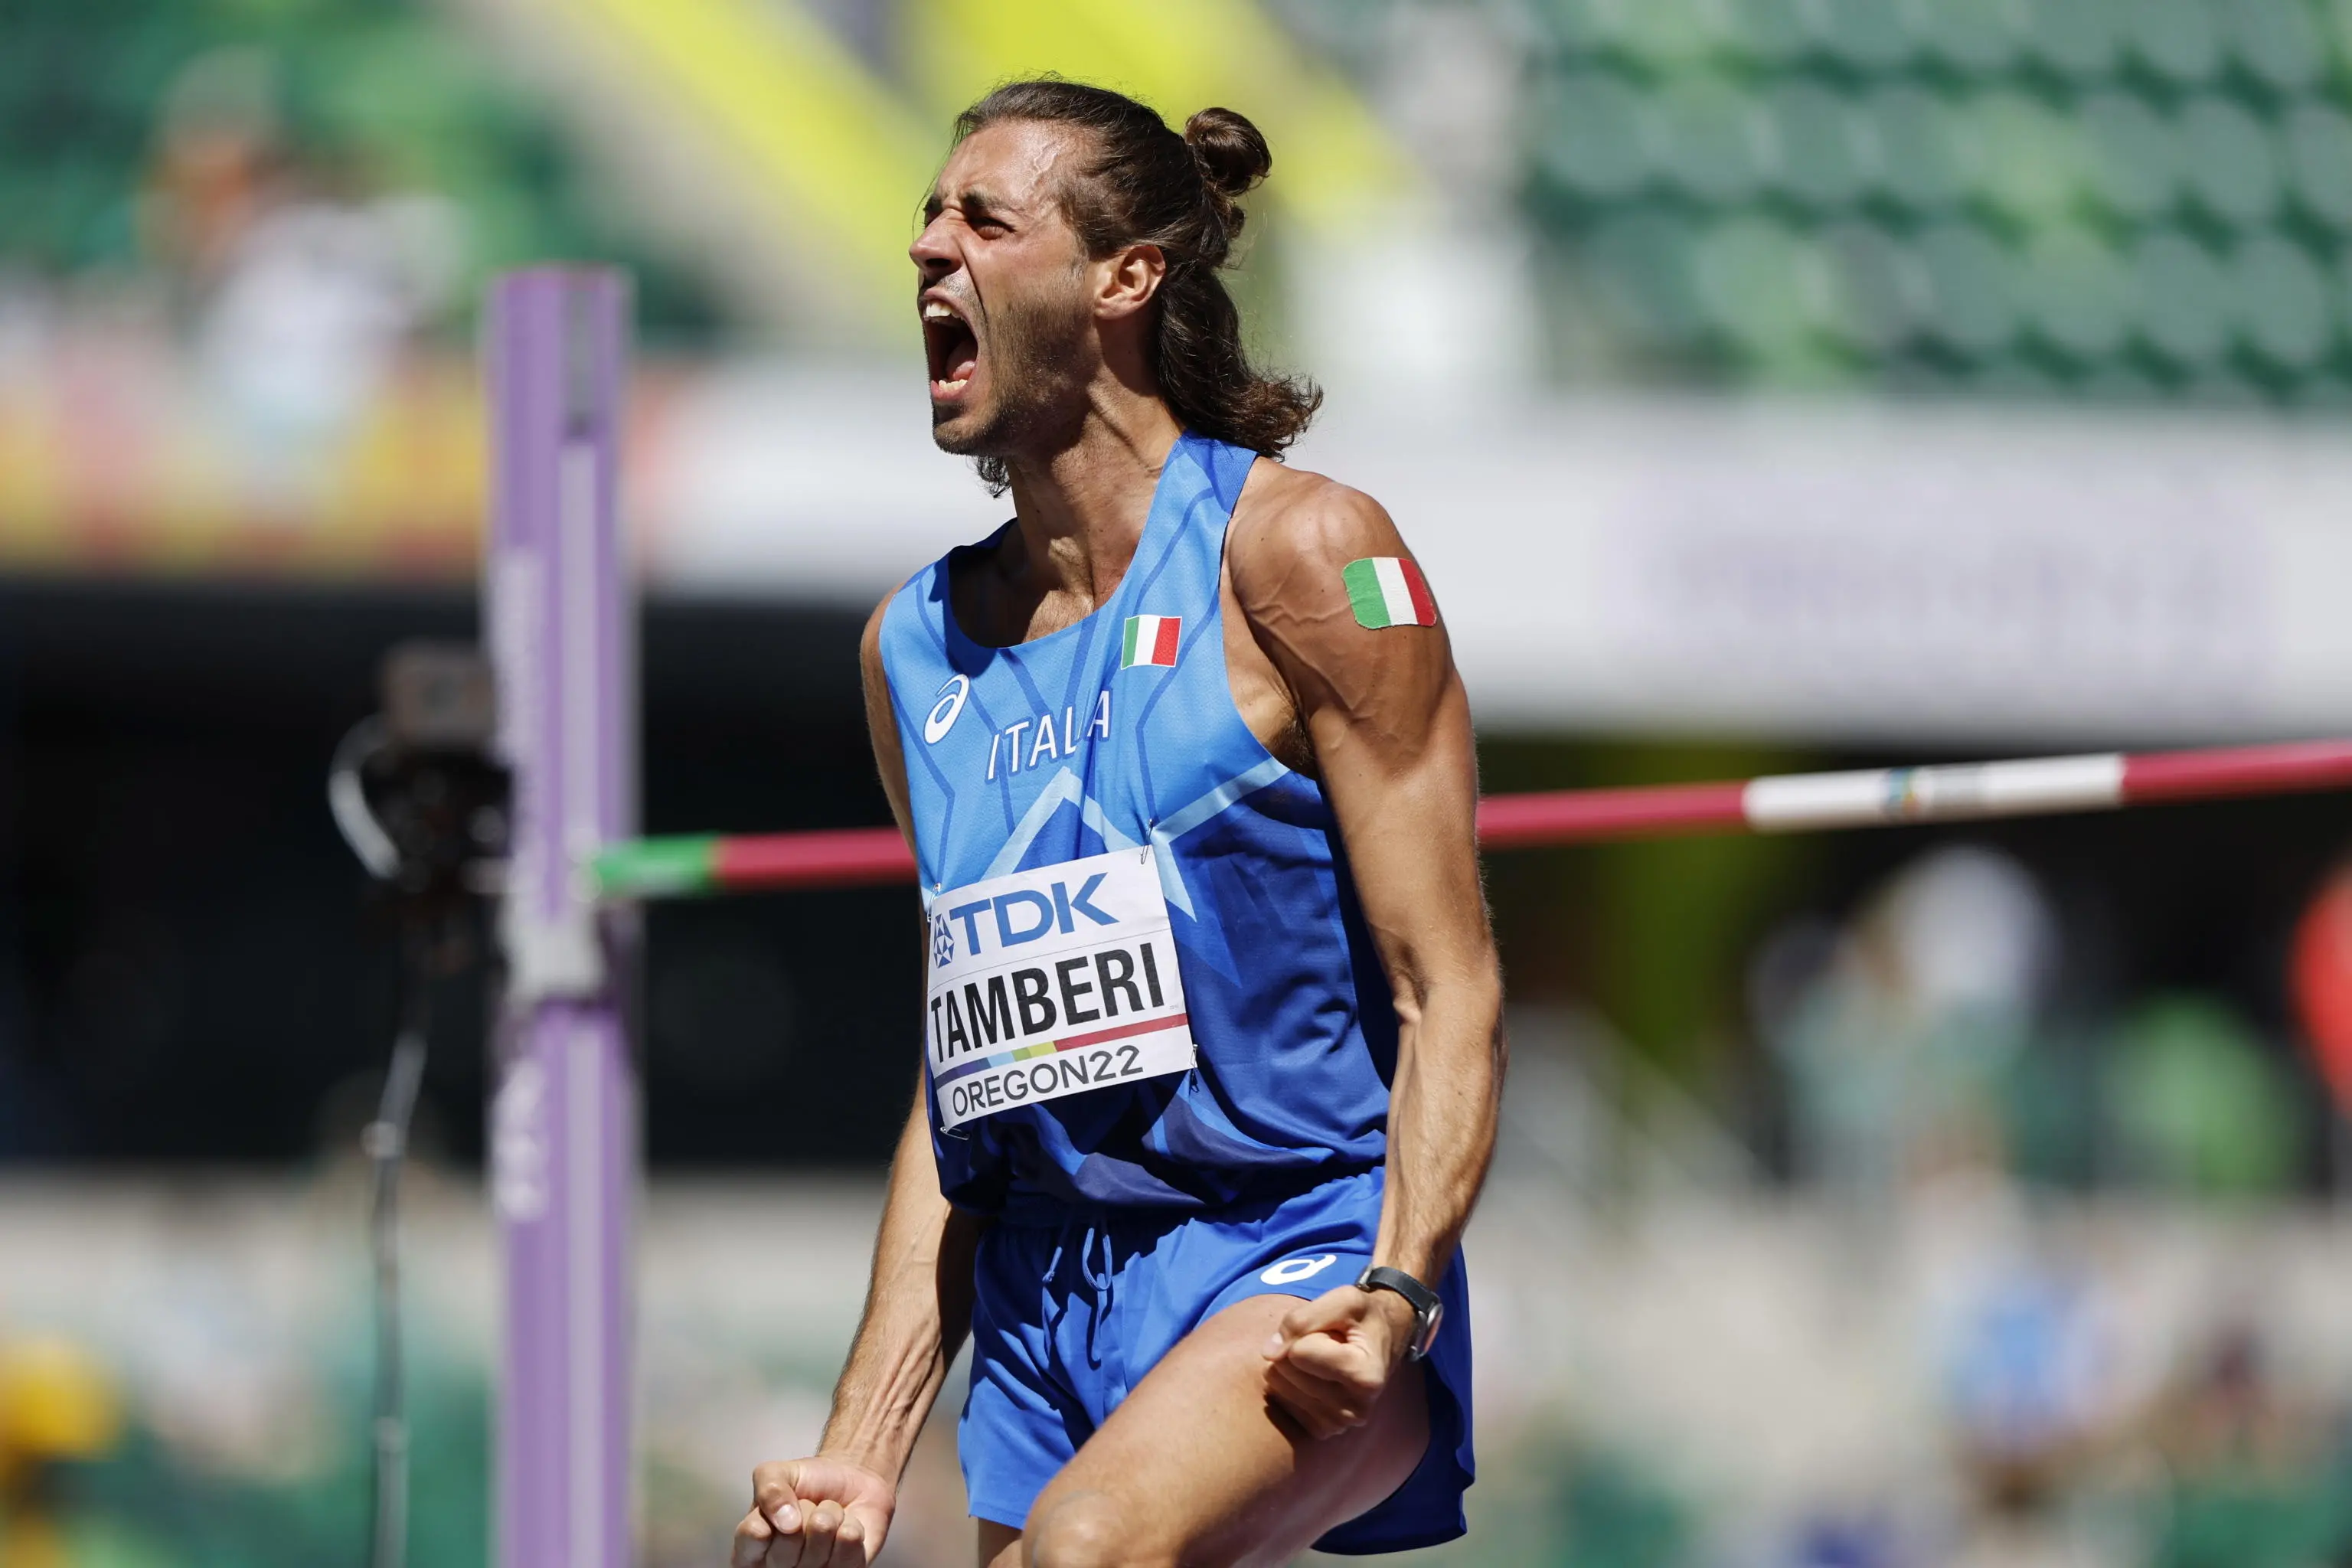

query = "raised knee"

[{"left": 1023, "top": 1491, "right": 1170, "bottom": 1568}]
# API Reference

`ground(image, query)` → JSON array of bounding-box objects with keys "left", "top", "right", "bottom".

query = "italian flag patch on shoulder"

[
  {"left": 1343, "top": 557, "right": 1438, "bottom": 629},
  {"left": 1121, "top": 614, "right": 1182, "bottom": 668}
]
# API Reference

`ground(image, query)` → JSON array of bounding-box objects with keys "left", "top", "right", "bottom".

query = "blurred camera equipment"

[{"left": 329, "top": 640, "right": 508, "bottom": 1568}]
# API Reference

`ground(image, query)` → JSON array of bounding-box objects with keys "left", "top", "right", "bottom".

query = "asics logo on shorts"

[{"left": 1260, "top": 1253, "right": 1340, "bottom": 1285}]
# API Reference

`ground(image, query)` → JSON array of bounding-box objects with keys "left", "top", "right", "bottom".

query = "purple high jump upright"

[{"left": 485, "top": 268, "right": 637, "bottom": 1568}]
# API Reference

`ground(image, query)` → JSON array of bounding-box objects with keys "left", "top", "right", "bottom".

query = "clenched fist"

[
  {"left": 1260, "top": 1283, "right": 1418, "bottom": 1442},
  {"left": 730, "top": 1455, "right": 895, "bottom": 1568}
]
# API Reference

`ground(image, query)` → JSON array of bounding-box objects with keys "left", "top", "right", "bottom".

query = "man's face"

[{"left": 911, "top": 120, "right": 1099, "bottom": 462}]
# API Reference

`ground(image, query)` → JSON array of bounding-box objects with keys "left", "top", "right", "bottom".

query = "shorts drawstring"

[
  {"left": 1040, "top": 1224, "right": 1078, "bottom": 1358},
  {"left": 1080, "top": 1217, "right": 1116, "bottom": 1372}
]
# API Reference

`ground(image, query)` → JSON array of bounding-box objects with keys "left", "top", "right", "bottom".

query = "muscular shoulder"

[
  {"left": 858, "top": 571, "right": 926, "bottom": 688},
  {"left": 860, "top": 578, "right": 920, "bottom": 833},
  {"left": 858, "top": 584, "right": 896, "bottom": 689},
  {"left": 859, "top": 575, "right": 924, "bottom": 737},
  {"left": 1226, "top": 462, "right": 1410, "bottom": 614}
]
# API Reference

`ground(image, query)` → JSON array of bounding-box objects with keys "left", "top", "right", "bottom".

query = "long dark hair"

[{"left": 952, "top": 79, "right": 1321, "bottom": 488}]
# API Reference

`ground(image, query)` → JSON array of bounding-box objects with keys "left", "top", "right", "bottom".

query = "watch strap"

[{"left": 1356, "top": 1264, "right": 1441, "bottom": 1361}]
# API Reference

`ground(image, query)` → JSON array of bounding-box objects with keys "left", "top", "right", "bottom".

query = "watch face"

[{"left": 1416, "top": 1299, "right": 1444, "bottom": 1357}]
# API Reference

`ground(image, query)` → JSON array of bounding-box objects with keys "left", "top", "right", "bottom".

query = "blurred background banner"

[{"left": 6, "top": 2, "right": 2352, "bottom": 1566}]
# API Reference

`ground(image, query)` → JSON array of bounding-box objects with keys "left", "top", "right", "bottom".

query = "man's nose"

[{"left": 909, "top": 219, "right": 958, "bottom": 278}]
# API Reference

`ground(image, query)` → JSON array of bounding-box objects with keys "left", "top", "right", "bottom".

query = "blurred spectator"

[
  {"left": 1760, "top": 846, "right": 2056, "bottom": 1217},
  {"left": 2105, "top": 997, "right": 2305, "bottom": 1198},
  {"left": 195, "top": 191, "right": 459, "bottom": 466},
  {"left": 141, "top": 47, "right": 286, "bottom": 292},
  {"left": 1789, "top": 1507, "right": 1904, "bottom": 1568},
  {"left": 2141, "top": 1322, "right": 2350, "bottom": 1568},
  {"left": 1939, "top": 1250, "right": 2122, "bottom": 1568},
  {"left": 142, "top": 47, "right": 462, "bottom": 480}
]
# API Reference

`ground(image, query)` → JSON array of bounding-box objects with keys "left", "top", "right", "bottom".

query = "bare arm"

[
  {"left": 734, "top": 594, "right": 978, "bottom": 1567},
  {"left": 1236, "top": 479, "right": 1504, "bottom": 1434},
  {"left": 819, "top": 593, "right": 984, "bottom": 1469},
  {"left": 816, "top": 1093, "right": 980, "bottom": 1468}
]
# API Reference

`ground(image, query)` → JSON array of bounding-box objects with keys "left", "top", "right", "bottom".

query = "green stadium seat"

[
  {"left": 1586, "top": 210, "right": 1706, "bottom": 348},
  {"left": 2022, "top": 224, "right": 2132, "bottom": 358},
  {"left": 1649, "top": 76, "right": 1772, "bottom": 204},
  {"left": 1968, "top": 90, "right": 2086, "bottom": 220},
  {"left": 1535, "top": 70, "right": 1649, "bottom": 197},
  {"left": 2082, "top": 91, "right": 2181, "bottom": 218},
  {"left": 1692, "top": 214, "right": 1821, "bottom": 355},
  {"left": 2226, "top": 0, "right": 2328, "bottom": 92},
  {"left": 2017, "top": 0, "right": 2125, "bottom": 80},
  {"left": 1816, "top": 220, "right": 1913, "bottom": 351},
  {"left": 1863, "top": 84, "right": 1972, "bottom": 209},
  {"left": 1910, "top": 0, "right": 2020, "bottom": 75},
  {"left": 1807, "top": 0, "right": 1911, "bottom": 73},
  {"left": 1766, "top": 82, "right": 1870, "bottom": 207},
  {"left": 2282, "top": 100, "right": 2352, "bottom": 223},
  {"left": 2128, "top": 0, "right": 2226, "bottom": 85},
  {"left": 2131, "top": 229, "right": 2233, "bottom": 364},
  {"left": 1915, "top": 221, "right": 2020, "bottom": 354},
  {"left": 1727, "top": 0, "right": 1808, "bottom": 67},
  {"left": 2233, "top": 234, "right": 2335, "bottom": 364},
  {"left": 2177, "top": 95, "right": 2282, "bottom": 222}
]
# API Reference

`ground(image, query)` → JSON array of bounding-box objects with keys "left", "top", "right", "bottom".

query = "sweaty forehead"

[{"left": 931, "top": 119, "right": 1088, "bottom": 216}]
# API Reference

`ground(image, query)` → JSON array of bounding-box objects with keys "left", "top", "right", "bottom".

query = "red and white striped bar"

[
  {"left": 1481, "top": 739, "right": 2352, "bottom": 846},
  {"left": 589, "top": 739, "right": 2352, "bottom": 900}
]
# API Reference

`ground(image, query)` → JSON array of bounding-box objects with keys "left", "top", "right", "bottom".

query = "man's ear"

[{"left": 1096, "top": 242, "right": 1167, "bottom": 321}]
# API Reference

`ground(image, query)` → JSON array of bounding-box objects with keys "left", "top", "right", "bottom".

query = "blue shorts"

[{"left": 959, "top": 1167, "right": 1474, "bottom": 1555}]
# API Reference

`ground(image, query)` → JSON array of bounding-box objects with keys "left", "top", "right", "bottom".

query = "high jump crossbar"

[{"left": 587, "top": 740, "right": 2352, "bottom": 901}]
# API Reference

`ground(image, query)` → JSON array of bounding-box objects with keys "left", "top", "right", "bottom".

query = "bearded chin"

[
  {"left": 933, "top": 297, "right": 1089, "bottom": 485},
  {"left": 939, "top": 381, "right": 1080, "bottom": 498},
  {"left": 928, "top": 400, "right": 1011, "bottom": 495}
]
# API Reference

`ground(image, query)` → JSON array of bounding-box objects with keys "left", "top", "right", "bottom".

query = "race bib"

[{"left": 924, "top": 847, "right": 1194, "bottom": 1131}]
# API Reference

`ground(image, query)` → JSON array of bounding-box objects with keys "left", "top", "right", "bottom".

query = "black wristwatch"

[{"left": 1356, "top": 1265, "right": 1443, "bottom": 1362}]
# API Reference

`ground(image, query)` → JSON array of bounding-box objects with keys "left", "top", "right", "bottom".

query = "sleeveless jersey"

[{"left": 877, "top": 432, "right": 1398, "bottom": 1217}]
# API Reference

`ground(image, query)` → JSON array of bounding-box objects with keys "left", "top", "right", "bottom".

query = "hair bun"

[{"left": 1182, "top": 106, "right": 1272, "bottom": 201}]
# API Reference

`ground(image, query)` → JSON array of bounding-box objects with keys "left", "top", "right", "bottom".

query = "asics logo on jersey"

[
  {"left": 1260, "top": 1254, "right": 1340, "bottom": 1285},
  {"left": 924, "top": 675, "right": 971, "bottom": 743}
]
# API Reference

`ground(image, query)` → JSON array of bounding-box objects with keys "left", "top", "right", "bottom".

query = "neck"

[{"left": 999, "top": 382, "right": 1184, "bottom": 607}]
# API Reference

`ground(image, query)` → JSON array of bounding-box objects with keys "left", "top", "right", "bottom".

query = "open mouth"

[{"left": 922, "top": 297, "right": 979, "bottom": 397}]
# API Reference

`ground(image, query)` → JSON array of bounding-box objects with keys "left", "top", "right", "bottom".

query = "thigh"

[
  {"left": 1021, "top": 1294, "right": 1430, "bottom": 1568},
  {"left": 963, "top": 1223, "right": 1088, "bottom": 1544},
  {"left": 977, "top": 1519, "right": 1022, "bottom": 1567}
]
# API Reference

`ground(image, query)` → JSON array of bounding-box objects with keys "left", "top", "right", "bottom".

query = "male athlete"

[{"left": 734, "top": 80, "right": 1503, "bottom": 1568}]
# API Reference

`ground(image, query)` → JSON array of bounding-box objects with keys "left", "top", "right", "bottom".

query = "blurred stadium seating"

[
  {"left": 1491, "top": 0, "right": 2352, "bottom": 403},
  {"left": 1, "top": 0, "right": 723, "bottom": 333}
]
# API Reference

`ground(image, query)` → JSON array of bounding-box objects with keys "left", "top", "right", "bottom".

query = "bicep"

[
  {"left": 1236, "top": 498, "right": 1488, "bottom": 1001},
  {"left": 1310, "top": 662, "right": 1487, "bottom": 1006}
]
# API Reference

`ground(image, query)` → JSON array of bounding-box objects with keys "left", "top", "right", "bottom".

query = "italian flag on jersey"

[
  {"left": 1122, "top": 614, "right": 1182, "bottom": 668},
  {"left": 1343, "top": 556, "right": 1438, "bottom": 629}
]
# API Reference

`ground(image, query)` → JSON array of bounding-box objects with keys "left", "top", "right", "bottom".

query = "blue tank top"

[{"left": 877, "top": 432, "right": 1397, "bottom": 1218}]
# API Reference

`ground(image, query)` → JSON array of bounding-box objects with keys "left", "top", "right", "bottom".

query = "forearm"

[
  {"left": 1373, "top": 969, "right": 1504, "bottom": 1285},
  {"left": 816, "top": 1102, "right": 979, "bottom": 1478}
]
